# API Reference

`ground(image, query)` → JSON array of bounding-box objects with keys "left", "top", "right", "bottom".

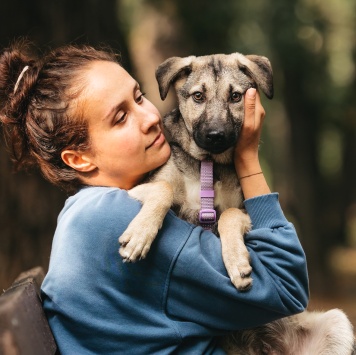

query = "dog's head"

[{"left": 156, "top": 53, "right": 273, "bottom": 156}]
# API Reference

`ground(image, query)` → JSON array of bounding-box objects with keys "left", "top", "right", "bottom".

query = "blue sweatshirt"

[{"left": 41, "top": 187, "right": 309, "bottom": 354}]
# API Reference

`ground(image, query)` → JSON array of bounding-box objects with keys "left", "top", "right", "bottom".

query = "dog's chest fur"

[
  {"left": 181, "top": 176, "right": 243, "bottom": 217},
  {"left": 163, "top": 145, "right": 244, "bottom": 225}
]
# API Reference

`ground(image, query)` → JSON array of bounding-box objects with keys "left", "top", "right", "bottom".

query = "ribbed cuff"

[{"left": 244, "top": 193, "right": 288, "bottom": 230}]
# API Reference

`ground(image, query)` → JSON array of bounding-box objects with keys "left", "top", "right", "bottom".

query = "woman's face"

[{"left": 78, "top": 60, "right": 171, "bottom": 189}]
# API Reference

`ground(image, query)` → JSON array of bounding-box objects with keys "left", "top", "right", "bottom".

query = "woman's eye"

[
  {"left": 136, "top": 92, "right": 146, "bottom": 103},
  {"left": 192, "top": 91, "right": 205, "bottom": 103},
  {"left": 231, "top": 92, "right": 242, "bottom": 102},
  {"left": 115, "top": 113, "right": 127, "bottom": 125}
]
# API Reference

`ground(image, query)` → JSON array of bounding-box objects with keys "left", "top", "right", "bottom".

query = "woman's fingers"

[
  {"left": 244, "top": 88, "right": 265, "bottom": 131},
  {"left": 255, "top": 90, "right": 266, "bottom": 124},
  {"left": 244, "top": 88, "right": 257, "bottom": 130}
]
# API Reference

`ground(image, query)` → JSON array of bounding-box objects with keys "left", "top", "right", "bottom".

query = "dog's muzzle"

[{"left": 194, "top": 127, "right": 236, "bottom": 154}]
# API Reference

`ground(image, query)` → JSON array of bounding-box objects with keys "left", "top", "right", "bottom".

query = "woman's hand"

[
  {"left": 234, "top": 88, "right": 265, "bottom": 170},
  {"left": 234, "top": 88, "right": 271, "bottom": 199}
]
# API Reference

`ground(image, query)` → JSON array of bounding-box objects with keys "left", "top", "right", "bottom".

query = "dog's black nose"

[
  {"left": 194, "top": 125, "right": 236, "bottom": 154},
  {"left": 205, "top": 130, "right": 225, "bottom": 144}
]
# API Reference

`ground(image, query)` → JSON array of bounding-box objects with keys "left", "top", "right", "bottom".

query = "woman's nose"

[{"left": 140, "top": 105, "right": 161, "bottom": 132}]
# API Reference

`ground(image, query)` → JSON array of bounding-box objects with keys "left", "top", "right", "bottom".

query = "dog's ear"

[
  {"left": 155, "top": 56, "right": 195, "bottom": 100},
  {"left": 234, "top": 53, "right": 274, "bottom": 99}
]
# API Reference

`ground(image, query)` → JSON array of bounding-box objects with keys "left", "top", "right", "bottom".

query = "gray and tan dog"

[{"left": 119, "top": 53, "right": 355, "bottom": 354}]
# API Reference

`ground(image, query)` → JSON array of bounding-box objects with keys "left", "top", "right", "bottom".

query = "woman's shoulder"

[
  {"left": 69, "top": 185, "right": 129, "bottom": 203},
  {"left": 62, "top": 186, "right": 140, "bottom": 217},
  {"left": 59, "top": 185, "right": 195, "bottom": 242}
]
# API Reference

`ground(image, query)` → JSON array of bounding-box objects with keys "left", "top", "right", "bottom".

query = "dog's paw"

[
  {"left": 118, "top": 233, "right": 151, "bottom": 262},
  {"left": 238, "top": 263, "right": 253, "bottom": 279},
  {"left": 225, "top": 259, "right": 253, "bottom": 291},
  {"left": 230, "top": 269, "right": 253, "bottom": 292},
  {"left": 118, "top": 226, "right": 157, "bottom": 262},
  {"left": 118, "top": 242, "right": 151, "bottom": 263}
]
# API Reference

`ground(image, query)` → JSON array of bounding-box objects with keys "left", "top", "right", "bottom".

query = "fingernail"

[{"left": 246, "top": 88, "right": 256, "bottom": 98}]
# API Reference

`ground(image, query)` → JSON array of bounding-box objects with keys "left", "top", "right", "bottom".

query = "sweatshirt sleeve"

[{"left": 165, "top": 193, "right": 309, "bottom": 331}]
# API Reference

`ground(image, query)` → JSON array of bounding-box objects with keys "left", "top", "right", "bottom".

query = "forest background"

[{"left": 0, "top": 0, "right": 355, "bottom": 323}]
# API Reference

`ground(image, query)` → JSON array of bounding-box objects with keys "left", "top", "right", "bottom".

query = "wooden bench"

[{"left": 0, "top": 267, "right": 58, "bottom": 355}]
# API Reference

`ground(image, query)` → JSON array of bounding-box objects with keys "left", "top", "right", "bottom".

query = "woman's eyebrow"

[
  {"left": 103, "top": 103, "right": 121, "bottom": 121},
  {"left": 103, "top": 82, "right": 140, "bottom": 121}
]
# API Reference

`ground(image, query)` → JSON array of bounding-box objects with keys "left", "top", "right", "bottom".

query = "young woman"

[{"left": 0, "top": 40, "right": 308, "bottom": 354}]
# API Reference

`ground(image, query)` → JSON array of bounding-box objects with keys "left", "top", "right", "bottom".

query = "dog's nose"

[
  {"left": 205, "top": 131, "right": 225, "bottom": 144},
  {"left": 194, "top": 125, "right": 236, "bottom": 154}
]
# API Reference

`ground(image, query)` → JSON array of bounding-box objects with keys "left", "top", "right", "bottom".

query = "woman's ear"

[{"left": 61, "top": 150, "right": 97, "bottom": 172}]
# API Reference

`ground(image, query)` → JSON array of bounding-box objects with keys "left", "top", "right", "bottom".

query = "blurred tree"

[
  {"left": 141, "top": 0, "right": 243, "bottom": 56},
  {"left": 265, "top": 0, "right": 356, "bottom": 292},
  {"left": 265, "top": 0, "right": 331, "bottom": 290},
  {"left": 0, "top": 0, "right": 131, "bottom": 289}
]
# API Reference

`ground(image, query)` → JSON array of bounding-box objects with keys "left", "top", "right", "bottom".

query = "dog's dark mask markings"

[
  {"left": 156, "top": 53, "right": 274, "bottom": 160},
  {"left": 208, "top": 57, "right": 223, "bottom": 80},
  {"left": 193, "top": 111, "right": 237, "bottom": 154}
]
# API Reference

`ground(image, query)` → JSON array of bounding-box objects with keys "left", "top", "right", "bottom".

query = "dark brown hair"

[{"left": 0, "top": 39, "right": 119, "bottom": 193}]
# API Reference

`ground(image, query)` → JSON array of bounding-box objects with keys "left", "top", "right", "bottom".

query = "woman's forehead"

[
  {"left": 85, "top": 61, "right": 134, "bottom": 92},
  {"left": 79, "top": 61, "right": 137, "bottom": 121}
]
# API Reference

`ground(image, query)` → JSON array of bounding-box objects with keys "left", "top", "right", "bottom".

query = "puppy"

[
  {"left": 119, "top": 53, "right": 355, "bottom": 354},
  {"left": 119, "top": 53, "right": 274, "bottom": 290}
]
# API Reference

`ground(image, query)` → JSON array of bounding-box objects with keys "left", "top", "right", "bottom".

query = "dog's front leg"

[
  {"left": 218, "top": 208, "right": 252, "bottom": 291},
  {"left": 119, "top": 181, "right": 173, "bottom": 262}
]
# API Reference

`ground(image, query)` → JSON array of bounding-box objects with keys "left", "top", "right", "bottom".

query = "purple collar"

[{"left": 199, "top": 160, "right": 216, "bottom": 230}]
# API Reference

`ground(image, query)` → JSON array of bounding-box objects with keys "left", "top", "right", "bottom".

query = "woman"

[{"left": 0, "top": 40, "right": 308, "bottom": 354}]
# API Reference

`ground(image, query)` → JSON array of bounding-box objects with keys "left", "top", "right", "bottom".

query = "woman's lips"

[{"left": 147, "top": 131, "right": 165, "bottom": 149}]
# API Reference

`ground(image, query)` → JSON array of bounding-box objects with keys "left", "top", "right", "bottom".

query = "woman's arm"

[{"left": 164, "top": 194, "right": 309, "bottom": 331}]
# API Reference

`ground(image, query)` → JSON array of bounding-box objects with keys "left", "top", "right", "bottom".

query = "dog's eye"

[
  {"left": 192, "top": 92, "right": 205, "bottom": 103},
  {"left": 231, "top": 92, "right": 242, "bottom": 102}
]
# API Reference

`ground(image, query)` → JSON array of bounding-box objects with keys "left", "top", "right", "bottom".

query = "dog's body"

[{"left": 119, "top": 53, "right": 355, "bottom": 354}]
